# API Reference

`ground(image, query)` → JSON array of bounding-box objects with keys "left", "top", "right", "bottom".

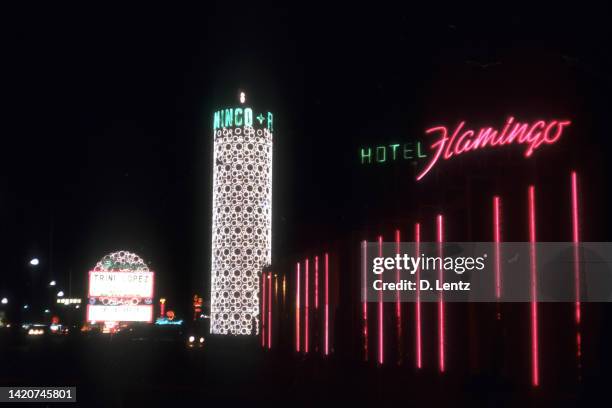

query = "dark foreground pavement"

[{"left": 0, "top": 333, "right": 607, "bottom": 407}]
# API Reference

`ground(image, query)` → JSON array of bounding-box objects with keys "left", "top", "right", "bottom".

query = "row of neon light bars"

[
  {"left": 261, "top": 171, "right": 582, "bottom": 388},
  {"left": 261, "top": 254, "right": 331, "bottom": 355}
]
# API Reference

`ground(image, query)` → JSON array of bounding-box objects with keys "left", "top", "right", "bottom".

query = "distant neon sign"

[
  {"left": 213, "top": 107, "right": 273, "bottom": 131},
  {"left": 416, "top": 117, "right": 571, "bottom": 180},
  {"left": 88, "top": 271, "right": 154, "bottom": 298},
  {"left": 360, "top": 141, "right": 427, "bottom": 164}
]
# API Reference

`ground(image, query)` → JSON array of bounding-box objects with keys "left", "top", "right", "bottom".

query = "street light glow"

[
  {"left": 57, "top": 291, "right": 64, "bottom": 297},
  {"left": 30, "top": 258, "right": 39, "bottom": 266},
  {"left": 1, "top": 298, "right": 7, "bottom": 305},
  {"left": 49, "top": 281, "right": 56, "bottom": 286}
]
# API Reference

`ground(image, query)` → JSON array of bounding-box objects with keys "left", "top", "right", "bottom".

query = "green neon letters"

[
  {"left": 213, "top": 107, "right": 272, "bottom": 131},
  {"left": 360, "top": 142, "right": 427, "bottom": 164}
]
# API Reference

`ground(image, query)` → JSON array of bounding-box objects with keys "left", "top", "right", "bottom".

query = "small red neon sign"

[{"left": 416, "top": 117, "right": 571, "bottom": 180}]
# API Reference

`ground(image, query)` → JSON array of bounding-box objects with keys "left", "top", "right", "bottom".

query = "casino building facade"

[{"left": 259, "top": 110, "right": 608, "bottom": 390}]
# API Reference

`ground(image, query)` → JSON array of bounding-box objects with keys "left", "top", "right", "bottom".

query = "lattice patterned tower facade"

[{"left": 210, "top": 92, "right": 273, "bottom": 335}]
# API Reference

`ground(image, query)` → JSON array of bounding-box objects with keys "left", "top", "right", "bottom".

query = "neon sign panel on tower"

[{"left": 210, "top": 91, "right": 273, "bottom": 335}]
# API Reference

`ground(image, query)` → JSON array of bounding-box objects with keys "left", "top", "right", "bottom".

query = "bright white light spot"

[
  {"left": 23, "top": 304, "right": 29, "bottom": 309},
  {"left": 30, "top": 258, "right": 40, "bottom": 266},
  {"left": 188, "top": 336, "right": 195, "bottom": 343},
  {"left": 44, "top": 309, "right": 50, "bottom": 313},
  {"left": 49, "top": 281, "right": 56, "bottom": 286},
  {"left": 240, "top": 92, "right": 246, "bottom": 104},
  {"left": 75, "top": 305, "right": 80, "bottom": 309},
  {"left": 57, "top": 291, "right": 64, "bottom": 297},
  {"left": 0, "top": 298, "right": 7, "bottom": 305},
  {"left": 199, "top": 337, "right": 204, "bottom": 343}
]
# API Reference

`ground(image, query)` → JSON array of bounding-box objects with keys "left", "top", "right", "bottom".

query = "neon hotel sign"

[{"left": 415, "top": 116, "right": 571, "bottom": 180}]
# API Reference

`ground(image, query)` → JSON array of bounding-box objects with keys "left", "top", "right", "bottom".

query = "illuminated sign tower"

[{"left": 211, "top": 91, "right": 273, "bottom": 335}]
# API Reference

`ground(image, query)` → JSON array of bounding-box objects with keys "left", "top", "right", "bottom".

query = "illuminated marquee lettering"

[
  {"left": 416, "top": 117, "right": 571, "bottom": 180},
  {"left": 360, "top": 142, "right": 427, "bottom": 164},
  {"left": 213, "top": 107, "right": 271, "bottom": 131},
  {"left": 87, "top": 251, "right": 154, "bottom": 323}
]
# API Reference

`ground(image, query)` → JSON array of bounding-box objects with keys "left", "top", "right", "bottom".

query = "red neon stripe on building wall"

[
  {"left": 268, "top": 272, "right": 272, "bottom": 349},
  {"left": 262, "top": 271, "right": 266, "bottom": 348},
  {"left": 315, "top": 256, "right": 319, "bottom": 310},
  {"left": 395, "top": 229, "right": 402, "bottom": 320},
  {"left": 325, "top": 252, "right": 330, "bottom": 356},
  {"left": 571, "top": 171, "right": 580, "bottom": 324},
  {"left": 571, "top": 171, "right": 582, "bottom": 372},
  {"left": 437, "top": 214, "right": 445, "bottom": 373},
  {"left": 378, "top": 235, "right": 384, "bottom": 365},
  {"left": 296, "top": 262, "right": 300, "bottom": 353},
  {"left": 415, "top": 222, "right": 422, "bottom": 369},
  {"left": 528, "top": 185, "right": 539, "bottom": 387},
  {"left": 494, "top": 196, "right": 502, "bottom": 299},
  {"left": 305, "top": 258, "right": 309, "bottom": 353},
  {"left": 362, "top": 240, "right": 368, "bottom": 361},
  {"left": 395, "top": 229, "right": 402, "bottom": 362}
]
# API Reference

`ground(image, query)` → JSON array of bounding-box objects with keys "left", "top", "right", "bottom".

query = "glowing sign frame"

[{"left": 88, "top": 271, "right": 154, "bottom": 298}]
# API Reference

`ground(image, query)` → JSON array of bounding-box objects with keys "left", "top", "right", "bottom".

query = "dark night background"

[{"left": 2, "top": 3, "right": 611, "bottom": 319}]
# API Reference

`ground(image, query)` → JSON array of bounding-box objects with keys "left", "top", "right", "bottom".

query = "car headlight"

[
  {"left": 188, "top": 335, "right": 195, "bottom": 343},
  {"left": 199, "top": 337, "right": 204, "bottom": 343}
]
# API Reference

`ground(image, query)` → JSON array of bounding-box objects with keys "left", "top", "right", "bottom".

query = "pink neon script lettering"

[{"left": 416, "top": 117, "right": 571, "bottom": 180}]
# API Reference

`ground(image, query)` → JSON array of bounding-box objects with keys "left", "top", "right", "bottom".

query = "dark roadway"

[{"left": 1, "top": 329, "right": 606, "bottom": 407}]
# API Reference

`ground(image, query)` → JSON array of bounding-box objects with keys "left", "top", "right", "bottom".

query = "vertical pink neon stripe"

[
  {"left": 268, "top": 272, "right": 272, "bottom": 349},
  {"left": 528, "top": 185, "right": 540, "bottom": 387},
  {"left": 362, "top": 240, "right": 368, "bottom": 361},
  {"left": 378, "top": 235, "right": 384, "bottom": 365},
  {"left": 571, "top": 172, "right": 581, "bottom": 324},
  {"left": 296, "top": 262, "right": 300, "bottom": 352},
  {"left": 315, "top": 256, "right": 319, "bottom": 310},
  {"left": 494, "top": 196, "right": 502, "bottom": 299},
  {"left": 325, "top": 252, "right": 329, "bottom": 356},
  {"left": 571, "top": 171, "right": 582, "bottom": 372},
  {"left": 262, "top": 272, "right": 266, "bottom": 348},
  {"left": 395, "top": 229, "right": 401, "bottom": 320},
  {"left": 437, "top": 214, "right": 445, "bottom": 373},
  {"left": 415, "top": 222, "right": 422, "bottom": 369},
  {"left": 305, "top": 258, "right": 309, "bottom": 353},
  {"left": 395, "top": 229, "right": 402, "bottom": 363}
]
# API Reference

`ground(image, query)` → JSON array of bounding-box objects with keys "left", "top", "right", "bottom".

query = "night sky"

[{"left": 3, "top": 4, "right": 611, "bottom": 316}]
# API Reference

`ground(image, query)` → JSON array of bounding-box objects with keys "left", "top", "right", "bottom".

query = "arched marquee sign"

[{"left": 86, "top": 251, "right": 155, "bottom": 323}]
